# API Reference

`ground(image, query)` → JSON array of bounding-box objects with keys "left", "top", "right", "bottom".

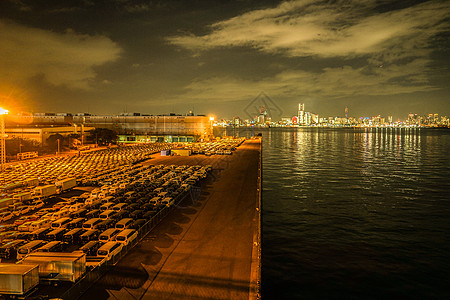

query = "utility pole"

[{"left": 0, "top": 108, "right": 8, "bottom": 172}]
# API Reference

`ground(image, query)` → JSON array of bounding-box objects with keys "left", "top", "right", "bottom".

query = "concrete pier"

[{"left": 82, "top": 138, "right": 261, "bottom": 299}]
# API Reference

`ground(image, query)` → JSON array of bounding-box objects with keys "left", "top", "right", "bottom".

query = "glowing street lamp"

[
  {"left": 209, "top": 116, "right": 215, "bottom": 138},
  {"left": 0, "top": 107, "right": 9, "bottom": 172}
]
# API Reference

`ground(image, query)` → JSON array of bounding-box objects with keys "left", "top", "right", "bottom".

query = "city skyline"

[
  {"left": 0, "top": 1, "right": 449, "bottom": 119},
  {"left": 216, "top": 102, "right": 449, "bottom": 127},
  {"left": 4, "top": 104, "right": 448, "bottom": 123}
]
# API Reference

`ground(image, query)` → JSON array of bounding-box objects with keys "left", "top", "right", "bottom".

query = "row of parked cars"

[
  {"left": 0, "top": 143, "right": 175, "bottom": 232},
  {"left": 0, "top": 162, "right": 213, "bottom": 263},
  {"left": 185, "top": 138, "right": 245, "bottom": 155},
  {"left": 0, "top": 143, "right": 172, "bottom": 194},
  {"left": 0, "top": 137, "right": 246, "bottom": 270}
]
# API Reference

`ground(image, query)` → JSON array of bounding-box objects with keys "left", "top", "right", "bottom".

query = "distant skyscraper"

[
  {"left": 298, "top": 103, "right": 305, "bottom": 125},
  {"left": 434, "top": 113, "right": 439, "bottom": 124},
  {"left": 256, "top": 106, "right": 268, "bottom": 124},
  {"left": 345, "top": 106, "right": 348, "bottom": 119}
]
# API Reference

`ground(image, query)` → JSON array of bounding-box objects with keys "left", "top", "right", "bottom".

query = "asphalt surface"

[{"left": 82, "top": 139, "right": 261, "bottom": 300}]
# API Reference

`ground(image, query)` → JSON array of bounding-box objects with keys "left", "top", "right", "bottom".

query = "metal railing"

[{"left": 254, "top": 138, "right": 262, "bottom": 299}]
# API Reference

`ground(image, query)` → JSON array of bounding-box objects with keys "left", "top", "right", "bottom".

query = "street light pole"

[
  {"left": 0, "top": 108, "right": 9, "bottom": 172},
  {"left": 209, "top": 116, "right": 214, "bottom": 140}
]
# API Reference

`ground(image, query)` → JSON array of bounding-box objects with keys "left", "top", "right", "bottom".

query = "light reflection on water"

[{"left": 216, "top": 127, "right": 450, "bottom": 299}]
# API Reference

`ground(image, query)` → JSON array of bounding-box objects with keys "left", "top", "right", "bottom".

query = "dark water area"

[{"left": 216, "top": 127, "right": 450, "bottom": 299}]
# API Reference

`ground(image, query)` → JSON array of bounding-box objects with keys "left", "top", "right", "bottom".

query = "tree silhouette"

[
  {"left": 67, "top": 133, "right": 81, "bottom": 148},
  {"left": 89, "top": 128, "right": 118, "bottom": 145},
  {"left": 5, "top": 138, "right": 40, "bottom": 156}
]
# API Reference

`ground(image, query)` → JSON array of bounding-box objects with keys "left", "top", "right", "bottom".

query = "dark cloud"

[
  {"left": 0, "top": 0, "right": 448, "bottom": 119},
  {"left": 0, "top": 20, "right": 121, "bottom": 90}
]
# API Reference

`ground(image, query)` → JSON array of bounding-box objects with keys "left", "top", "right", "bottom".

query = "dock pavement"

[{"left": 82, "top": 138, "right": 261, "bottom": 299}]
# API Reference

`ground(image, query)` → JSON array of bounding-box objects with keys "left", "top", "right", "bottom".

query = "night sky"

[{"left": 0, "top": 0, "right": 449, "bottom": 120}]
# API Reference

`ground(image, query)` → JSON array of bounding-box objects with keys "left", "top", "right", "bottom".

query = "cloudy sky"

[{"left": 0, "top": 0, "right": 448, "bottom": 120}]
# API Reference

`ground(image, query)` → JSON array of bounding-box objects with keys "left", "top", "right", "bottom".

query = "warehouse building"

[{"left": 4, "top": 113, "right": 212, "bottom": 144}]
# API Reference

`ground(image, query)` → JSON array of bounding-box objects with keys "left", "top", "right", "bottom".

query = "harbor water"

[{"left": 217, "top": 127, "right": 450, "bottom": 299}]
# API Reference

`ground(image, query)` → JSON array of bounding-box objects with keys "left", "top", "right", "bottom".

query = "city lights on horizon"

[
  {"left": 213, "top": 104, "right": 450, "bottom": 128},
  {"left": 1, "top": 105, "right": 449, "bottom": 129}
]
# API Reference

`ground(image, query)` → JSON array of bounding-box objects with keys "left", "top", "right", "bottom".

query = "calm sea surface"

[{"left": 217, "top": 127, "right": 450, "bottom": 299}]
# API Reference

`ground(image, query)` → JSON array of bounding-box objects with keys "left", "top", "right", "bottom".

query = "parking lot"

[
  {"left": 0, "top": 138, "right": 247, "bottom": 299},
  {"left": 83, "top": 138, "right": 261, "bottom": 300}
]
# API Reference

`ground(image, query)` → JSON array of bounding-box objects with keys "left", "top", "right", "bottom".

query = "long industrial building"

[{"left": 4, "top": 113, "right": 213, "bottom": 144}]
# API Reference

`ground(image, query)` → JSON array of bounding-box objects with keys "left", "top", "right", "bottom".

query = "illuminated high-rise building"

[{"left": 298, "top": 103, "right": 305, "bottom": 125}]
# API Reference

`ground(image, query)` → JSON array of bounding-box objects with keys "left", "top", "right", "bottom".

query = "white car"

[
  {"left": 18, "top": 221, "right": 34, "bottom": 232},
  {"left": 69, "top": 203, "right": 84, "bottom": 212},
  {"left": 41, "top": 213, "right": 54, "bottom": 220},
  {"left": 13, "top": 206, "right": 30, "bottom": 216},
  {"left": 161, "top": 197, "right": 174, "bottom": 207},
  {"left": 0, "top": 212, "right": 14, "bottom": 222},
  {"left": 33, "top": 201, "right": 45, "bottom": 209}
]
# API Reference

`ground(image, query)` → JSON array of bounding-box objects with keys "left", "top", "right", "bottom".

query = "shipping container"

[
  {"left": 0, "top": 198, "right": 14, "bottom": 209},
  {"left": 13, "top": 192, "right": 32, "bottom": 202},
  {"left": 171, "top": 149, "right": 191, "bottom": 156},
  {"left": 33, "top": 185, "right": 57, "bottom": 199},
  {"left": 56, "top": 178, "right": 77, "bottom": 193},
  {"left": 0, "top": 264, "right": 39, "bottom": 296},
  {"left": 23, "top": 178, "right": 39, "bottom": 187},
  {"left": 20, "top": 252, "right": 86, "bottom": 282},
  {"left": 1, "top": 183, "right": 24, "bottom": 192},
  {"left": 160, "top": 150, "right": 171, "bottom": 156}
]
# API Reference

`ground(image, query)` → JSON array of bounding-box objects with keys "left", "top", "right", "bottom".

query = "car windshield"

[
  {"left": 99, "top": 236, "right": 108, "bottom": 241},
  {"left": 116, "top": 236, "right": 125, "bottom": 241},
  {"left": 98, "top": 250, "right": 108, "bottom": 256}
]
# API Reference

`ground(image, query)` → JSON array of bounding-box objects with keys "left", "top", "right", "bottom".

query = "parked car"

[
  {"left": 14, "top": 216, "right": 36, "bottom": 226},
  {"left": 0, "top": 239, "right": 26, "bottom": 259},
  {"left": 71, "top": 208, "right": 88, "bottom": 218},
  {"left": 143, "top": 211, "right": 156, "bottom": 219},
  {"left": 53, "top": 202, "right": 68, "bottom": 210},
  {"left": 129, "top": 210, "right": 145, "bottom": 219},
  {"left": 85, "top": 209, "right": 100, "bottom": 219},
  {"left": 97, "top": 219, "right": 115, "bottom": 232},
  {"left": 13, "top": 206, "right": 30, "bottom": 216},
  {"left": 130, "top": 219, "right": 146, "bottom": 229},
  {"left": 77, "top": 240, "right": 101, "bottom": 256},
  {"left": 80, "top": 230, "right": 99, "bottom": 244},
  {"left": 67, "top": 218, "right": 86, "bottom": 229},
  {"left": 0, "top": 211, "right": 14, "bottom": 222},
  {"left": 32, "top": 200, "right": 45, "bottom": 209},
  {"left": 17, "top": 221, "right": 32, "bottom": 232}
]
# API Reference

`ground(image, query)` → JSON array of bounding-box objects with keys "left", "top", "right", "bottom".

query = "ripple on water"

[{"left": 217, "top": 127, "right": 450, "bottom": 298}]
